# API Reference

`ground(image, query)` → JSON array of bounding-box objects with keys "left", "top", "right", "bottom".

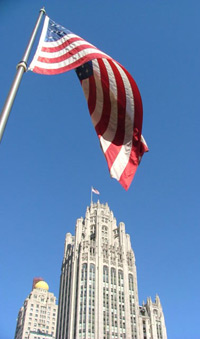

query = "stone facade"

[
  {"left": 15, "top": 280, "right": 58, "bottom": 339},
  {"left": 56, "top": 201, "right": 167, "bottom": 339}
]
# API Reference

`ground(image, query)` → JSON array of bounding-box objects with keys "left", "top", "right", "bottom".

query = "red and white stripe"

[
  {"left": 81, "top": 58, "right": 148, "bottom": 190},
  {"left": 29, "top": 15, "right": 148, "bottom": 190}
]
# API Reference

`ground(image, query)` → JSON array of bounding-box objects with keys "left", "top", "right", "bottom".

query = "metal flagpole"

[
  {"left": 91, "top": 187, "right": 93, "bottom": 204},
  {"left": 0, "top": 7, "right": 46, "bottom": 143}
]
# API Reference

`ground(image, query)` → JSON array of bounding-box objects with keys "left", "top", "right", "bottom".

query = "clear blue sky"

[{"left": 0, "top": 1, "right": 199, "bottom": 338}]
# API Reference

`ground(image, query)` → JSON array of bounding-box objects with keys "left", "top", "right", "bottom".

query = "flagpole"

[
  {"left": 91, "top": 187, "right": 93, "bottom": 204},
  {"left": 0, "top": 7, "right": 46, "bottom": 143}
]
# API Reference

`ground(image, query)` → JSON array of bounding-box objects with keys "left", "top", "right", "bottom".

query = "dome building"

[{"left": 14, "top": 278, "right": 58, "bottom": 339}]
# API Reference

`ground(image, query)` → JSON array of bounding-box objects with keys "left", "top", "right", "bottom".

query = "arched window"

[
  {"left": 90, "top": 225, "right": 96, "bottom": 241},
  {"left": 103, "top": 266, "right": 109, "bottom": 283},
  {"left": 111, "top": 267, "right": 116, "bottom": 285},
  {"left": 118, "top": 270, "right": 124, "bottom": 286},
  {"left": 128, "top": 274, "right": 134, "bottom": 291}
]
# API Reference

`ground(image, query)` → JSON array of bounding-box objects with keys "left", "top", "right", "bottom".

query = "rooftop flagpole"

[
  {"left": 0, "top": 7, "right": 46, "bottom": 143},
  {"left": 91, "top": 187, "right": 93, "bottom": 205}
]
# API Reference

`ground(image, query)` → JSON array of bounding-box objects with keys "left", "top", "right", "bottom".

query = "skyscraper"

[
  {"left": 15, "top": 279, "right": 58, "bottom": 339},
  {"left": 56, "top": 201, "right": 167, "bottom": 339}
]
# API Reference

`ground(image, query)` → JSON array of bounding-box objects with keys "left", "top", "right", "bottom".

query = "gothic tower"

[{"left": 56, "top": 201, "right": 167, "bottom": 339}]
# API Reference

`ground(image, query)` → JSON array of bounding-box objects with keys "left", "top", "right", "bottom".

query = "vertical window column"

[
  {"left": 79, "top": 264, "right": 87, "bottom": 338},
  {"left": 88, "top": 264, "right": 95, "bottom": 339},
  {"left": 111, "top": 268, "right": 118, "bottom": 338},
  {"left": 103, "top": 266, "right": 110, "bottom": 339},
  {"left": 118, "top": 270, "right": 126, "bottom": 339},
  {"left": 156, "top": 321, "right": 163, "bottom": 339},
  {"left": 129, "top": 274, "right": 137, "bottom": 339}
]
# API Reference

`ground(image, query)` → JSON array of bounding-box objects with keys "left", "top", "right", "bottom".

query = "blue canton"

[
  {"left": 76, "top": 61, "right": 93, "bottom": 80},
  {"left": 45, "top": 19, "right": 72, "bottom": 42}
]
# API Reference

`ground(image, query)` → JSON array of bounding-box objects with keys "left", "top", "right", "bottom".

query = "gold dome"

[{"left": 35, "top": 280, "right": 49, "bottom": 291}]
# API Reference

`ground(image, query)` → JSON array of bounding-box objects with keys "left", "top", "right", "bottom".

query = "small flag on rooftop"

[
  {"left": 29, "top": 15, "right": 148, "bottom": 190},
  {"left": 92, "top": 187, "right": 100, "bottom": 195}
]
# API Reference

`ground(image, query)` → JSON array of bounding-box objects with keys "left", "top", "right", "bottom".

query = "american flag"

[
  {"left": 29, "top": 16, "right": 148, "bottom": 190},
  {"left": 92, "top": 187, "right": 100, "bottom": 195}
]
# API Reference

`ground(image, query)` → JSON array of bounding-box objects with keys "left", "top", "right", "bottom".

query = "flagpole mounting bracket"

[{"left": 16, "top": 61, "right": 27, "bottom": 72}]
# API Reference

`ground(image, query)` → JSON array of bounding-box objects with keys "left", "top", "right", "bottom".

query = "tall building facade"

[
  {"left": 56, "top": 201, "right": 167, "bottom": 339},
  {"left": 15, "top": 279, "right": 58, "bottom": 339}
]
